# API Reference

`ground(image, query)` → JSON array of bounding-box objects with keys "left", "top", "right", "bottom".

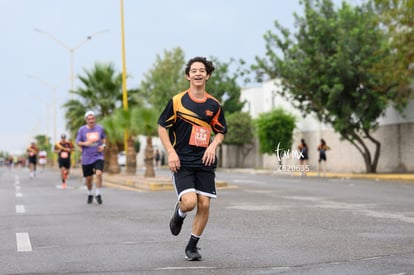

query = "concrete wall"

[
  {"left": 221, "top": 79, "right": 414, "bottom": 173},
  {"left": 221, "top": 121, "right": 414, "bottom": 173}
]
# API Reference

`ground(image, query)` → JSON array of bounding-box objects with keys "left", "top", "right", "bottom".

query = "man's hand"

[
  {"left": 168, "top": 150, "right": 180, "bottom": 173},
  {"left": 202, "top": 143, "right": 217, "bottom": 166}
]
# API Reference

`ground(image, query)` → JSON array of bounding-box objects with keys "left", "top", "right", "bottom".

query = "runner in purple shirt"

[{"left": 76, "top": 111, "right": 107, "bottom": 205}]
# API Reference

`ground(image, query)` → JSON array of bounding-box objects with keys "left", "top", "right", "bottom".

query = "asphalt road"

[{"left": 1, "top": 166, "right": 414, "bottom": 275}]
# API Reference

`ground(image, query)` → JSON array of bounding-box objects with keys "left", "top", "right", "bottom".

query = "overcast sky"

[{"left": 0, "top": 0, "right": 358, "bottom": 155}]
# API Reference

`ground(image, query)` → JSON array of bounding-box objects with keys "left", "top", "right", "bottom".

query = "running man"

[
  {"left": 76, "top": 111, "right": 106, "bottom": 204},
  {"left": 54, "top": 133, "right": 74, "bottom": 188},
  {"left": 158, "top": 56, "right": 227, "bottom": 261},
  {"left": 26, "top": 139, "right": 39, "bottom": 178}
]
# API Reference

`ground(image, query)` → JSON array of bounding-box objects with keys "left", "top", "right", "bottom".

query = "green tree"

[
  {"left": 64, "top": 62, "right": 123, "bottom": 136},
  {"left": 206, "top": 57, "right": 245, "bottom": 114},
  {"left": 34, "top": 134, "right": 52, "bottom": 165},
  {"left": 373, "top": 0, "right": 414, "bottom": 108},
  {"left": 63, "top": 62, "right": 140, "bottom": 171},
  {"left": 132, "top": 107, "right": 159, "bottom": 177},
  {"left": 141, "top": 48, "right": 246, "bottom": 114},
  {"left": 100, "top": 114, "right": 123, "bottom": 174},
  {"left": 255, "top": 108, "right": 296, "bottom": 164},
  {"left": 253, "top": 0, "right": 399, "bottom": 173},
  {"left": 223, "top": 112, "right": 255, "bottom": 167},
  {"left": 140, "top": 47, "right": 188, "bottom": 110},
  {"left": 114, "top": 107, "right": 144, "bottom": 175}
]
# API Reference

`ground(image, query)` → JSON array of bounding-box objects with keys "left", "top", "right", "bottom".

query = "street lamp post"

[
  {"left": 33, "top": 28, "right": 108, "bottom": 92},
  {"left": 28, "top": 75, "right": 68, "bottom": 165},
  {"left": 120, "top": 0, "right": 129, "bottom": 153}
]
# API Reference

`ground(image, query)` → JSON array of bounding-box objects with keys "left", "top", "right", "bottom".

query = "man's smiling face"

[{"left": 187, "top": 62, "right": 210, "bottom": 87}]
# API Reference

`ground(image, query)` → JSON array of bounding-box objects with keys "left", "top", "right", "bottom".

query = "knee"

[
  {"left": 181, "top": 194, "right": 197, "bottom": 212},
  {"left": 197, "top": 197, "right": 210, "bottom": 211}
]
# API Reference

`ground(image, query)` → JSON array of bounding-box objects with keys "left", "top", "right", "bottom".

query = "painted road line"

[
  {"left": 16, "top": 205, "right": 25, "bottom": 214},
  {"left": 16, "top": 193, "right": 22, "bottom": 198},
  {"left": 16, "top": 232, "right": 32, "bottom": 252}
]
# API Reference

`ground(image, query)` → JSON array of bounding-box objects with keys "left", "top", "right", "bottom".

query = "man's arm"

[
  {"left": 98, "top": 138, "right": 107, "bottom": 152},
  {"left": 158, "top": 125, "right": 180, "bottom": 172},
  {"left": 202, "top": 133, "right": 224, "bottom": 166}
]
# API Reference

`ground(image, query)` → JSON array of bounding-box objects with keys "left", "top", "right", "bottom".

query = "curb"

[
  {"left": 71, "top": 168, "right": 231, "bottom": 192},
  {"left": 104, "top": 175, "right": 230, "bottom": 192},
  {"left": 291, "top": 171, "right": 414, "bottom": 182},
  {"left": 218, "top": 168, "right": 414, "bottom": 182}
]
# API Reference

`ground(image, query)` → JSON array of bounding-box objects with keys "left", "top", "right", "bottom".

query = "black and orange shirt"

[
  {"left": 55, "top": 141, "right": 74, "bottom": 160},
  {"left": 158, "top": 90, "right": 227, "bottom": 167},
  {"left": 27, "top": 145, "right": 39, "bottom": 158}
]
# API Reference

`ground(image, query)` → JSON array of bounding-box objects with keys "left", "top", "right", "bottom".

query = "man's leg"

[
  {"left": 94, "top": 169, "right": 103, "bottom": 204},
  {"left": 191, "top": 195, "right": 210, "bottom": 236},
  {"left": 60, "top": 167, "right": 65, "bottom": 181},
  {"left": 85, "top": 174, "right": 94, "bottom": 204},
  {"left": 29, "top": 162, "right": 34, "bottom": 178},
  {"left": 185, "top": 195, "right": 210, "bottom": 261}
]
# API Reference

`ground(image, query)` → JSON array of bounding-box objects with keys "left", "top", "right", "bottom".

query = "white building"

[{"left": 222, "top": 79, "right": 414, "bottom": 173}]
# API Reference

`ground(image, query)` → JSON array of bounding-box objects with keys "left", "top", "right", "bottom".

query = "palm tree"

[
  {"left": 119, "top": 109, "right": 141, "bottom": 175},
  {"left": 132, "top": 107, "right": 159, "bottom": 177},
  {"left": 100, "top": 115, "right": 123, "bottom": 174},
  {"left": 63, "top": 62, "right": 124, "bottom": 171},
  {"left": 104, "top": 108, "right": 142, "bottom": 175},
  {"left": 64, "top": 62, "right": 123, "bottom": 131}
]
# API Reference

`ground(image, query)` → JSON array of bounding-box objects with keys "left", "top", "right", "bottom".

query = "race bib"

[
  {"left": 189, "top": 125, "right": 211, "bottom": 148},
  {"left": 60, "top": 151, "right": 69, "bottom": 159},
  {"left": 86, "top": 132, "right": 99, "bottom": 142}
]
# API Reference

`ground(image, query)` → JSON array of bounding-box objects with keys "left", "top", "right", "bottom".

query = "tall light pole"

[
  {"left": 28, "top": 75, "right": 68, "bottom": 155},
  {"left": 120, "top": 0, "right": 128, "bottom": 153},
  {"left": 33, "top": 28, "right": 108, "bottom": 92}
]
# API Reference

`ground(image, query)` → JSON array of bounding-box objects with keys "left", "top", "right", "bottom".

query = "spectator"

[{"left": 317, "top": 139, "right": 330, "bottom": 176}]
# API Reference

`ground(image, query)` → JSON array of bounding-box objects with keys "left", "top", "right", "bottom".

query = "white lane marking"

[
  {"left": 16, "top": 193, "right": 22, "bottom": 198},
  {"left": 16, "top": 186, "right": 21, "bottom": 191},
  {"left": 157, "top": 267, "right": 216, "bottom": 271},
  {"left": 16, "top": 232, "right": 32, "bottom": 252},
  {"left": 16, "top": 205, "right": 25, "bottom": 214},
  {"left": 233, "top": 179, "right": 264, "bottom": 184}
]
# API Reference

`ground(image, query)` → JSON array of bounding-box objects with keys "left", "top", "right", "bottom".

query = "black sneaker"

[
  {"left": 87, "top": 195, "right": 93, "bottom": 204},
  {"left": 96, "top": 195, "right": 102, "bottom": 205},
  {"left": 169, "top": 202, "right": 184, "bottom": 236},
  {"left": 185, "top": 246, "right": 202, "bottom": 261}
]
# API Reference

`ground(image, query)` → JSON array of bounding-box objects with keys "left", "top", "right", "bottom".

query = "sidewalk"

[
  {"left": 304, "top": 171, "right": 414, "bottom": 182},
  {"left": 220, "top": 168, "right": 414, "bottom": 182},
  {"left": 70, "top": 167, "right": 230, "bottom": 192},
  {"left": 71, "top": 167, "right": 414, "bottom": 192}
]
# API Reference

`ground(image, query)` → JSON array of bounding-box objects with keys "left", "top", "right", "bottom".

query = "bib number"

[
  {"left": 189, "top": 125, "right": 211, "bottom": 148},
  {"left": 60, "top": 152, "right": 69, "bottom": 159}
]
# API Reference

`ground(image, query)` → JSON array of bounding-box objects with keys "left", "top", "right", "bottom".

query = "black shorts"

[
  {"left": 58, "top": 158, "right": 71, "bottom": 169},
  {"left": 28, "top": 156, "right": 37, "bottom": 165},
  {"left": 173, "top": 166, "right": 217, "bottom": 200},
  {"left": 82, "top": 159, "right": 104, "bottom": 177},
  {"left": 319, "top": 153, "right": 327, "bottom": 162}
]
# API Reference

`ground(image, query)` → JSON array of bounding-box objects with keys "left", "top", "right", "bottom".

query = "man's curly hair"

[{"left": 185, "top": 56, "right": 215, "bottom": 76}]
